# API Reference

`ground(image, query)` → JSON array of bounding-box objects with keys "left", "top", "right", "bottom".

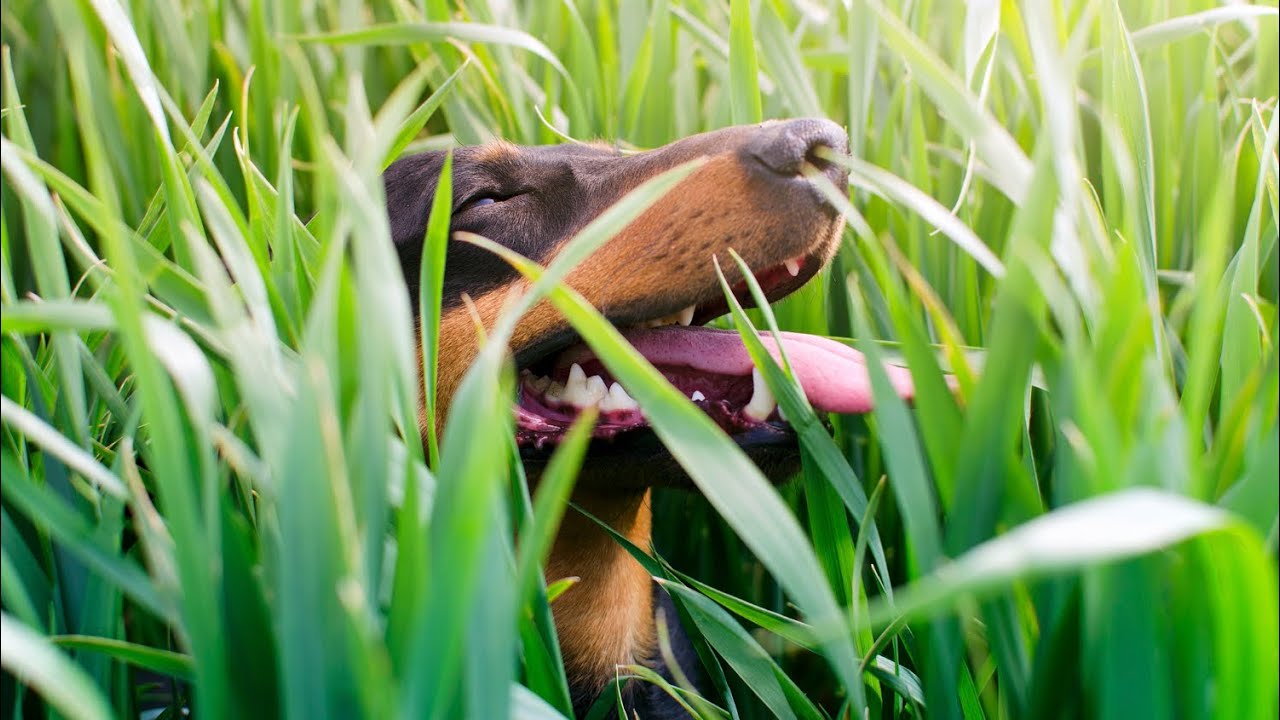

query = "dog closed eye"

[{"left": 455, "top": 190, "right": 525, "bottom": 215}]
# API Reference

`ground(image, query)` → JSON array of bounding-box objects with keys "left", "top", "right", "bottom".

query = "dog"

[{"left": 383, "top": 118, "right": 918, "bottom": 717}]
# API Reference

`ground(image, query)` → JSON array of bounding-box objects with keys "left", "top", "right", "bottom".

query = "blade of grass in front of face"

[
  {"left": 463, "top": 158, "right": 704, "bottom": 336},
  {"left": 847, "top": 274, "right": 967, "bottom": 720},
  {"left": 400, "top": 334, "right": 516, "bottom": 719},
  {"left": 419, "top": 151, "right": 453, "bottom": 470},
  {"left": 717, "top": 250, "right": 893, "bottom": 601},
  {"left": 512, "top": 411, "right": 594, "bottom": 716},
  {"left": 714, "top": 247, "right": 884, "bottom": 710}
]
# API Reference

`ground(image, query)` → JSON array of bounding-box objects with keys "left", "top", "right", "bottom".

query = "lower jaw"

[{"left": 517, "top": 418, "right": 800, "bottom": 488}]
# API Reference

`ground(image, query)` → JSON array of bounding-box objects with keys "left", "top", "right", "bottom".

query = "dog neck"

[{"left": 543, "top": 487, "right": 656, "bottom": 700}]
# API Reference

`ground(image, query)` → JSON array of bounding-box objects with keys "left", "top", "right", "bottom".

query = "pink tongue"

[{"left": 556, "top": 326, "right": 916, "bottom": 414}]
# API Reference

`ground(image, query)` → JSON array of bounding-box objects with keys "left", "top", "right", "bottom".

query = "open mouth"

[{"left": 513, "top": 252, "right": 917, "bottom": 451}]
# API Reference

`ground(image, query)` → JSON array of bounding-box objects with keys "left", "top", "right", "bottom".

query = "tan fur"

[
  {"left": 542, "top": 489, "right": 656, "bottom": 693},
  {"left": 473, "top": 139, "right": 519, "bottom": 163}
]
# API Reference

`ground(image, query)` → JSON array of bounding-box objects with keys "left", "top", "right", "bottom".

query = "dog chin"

[{"left": 522, "top": 426, "right": 802, "bottom": 491}]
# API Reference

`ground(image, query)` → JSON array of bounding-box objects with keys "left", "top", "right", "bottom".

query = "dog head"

[{"left": 385, "top": 119, "right": 909, "bottom": 486}]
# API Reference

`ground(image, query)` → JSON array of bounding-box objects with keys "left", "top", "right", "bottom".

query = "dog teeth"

[
  {"left": 585, "top": 374, "right": 609, "bottom": 404},
  {"left": 641, "top": 305, "right": 698, "bottom": 329},
  {"left": 600, "top": 382, "right": 640, "bottom": 412},
  {"left": 559, "top": 363, "right": 628, "bottom": 410},
  {"left": 784, "top": 258, "right": 802, "bottom": 277},
  {"left": 544, "top": 380, "right": 566, "bottom": 404},
  {"left": 690, "top": 390, "right": 706, "bottom": 402},
  {"left": 562, "top": 363, "right": 591, "bottom": 405},
  {"left": 527, "top": 374, "right": 551, "bottom": 393},
  {"left": 743, "top": 368, "right": 777, "bottom": 421}
]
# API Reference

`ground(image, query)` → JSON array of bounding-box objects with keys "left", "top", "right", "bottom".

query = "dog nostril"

[
  {"left": 747, "top": 118, "right": 849, "bottom": 178},
  {"left": 803, "top": 144, "right": 835, "bottom": 173}
]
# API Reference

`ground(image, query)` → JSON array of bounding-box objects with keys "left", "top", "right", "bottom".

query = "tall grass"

[{"left": 1, "top": 0, "right": 1277, "bottom": 718}]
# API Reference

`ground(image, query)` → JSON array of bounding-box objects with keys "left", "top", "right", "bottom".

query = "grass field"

[{"left": 1, "top": 0, "right": 1277, "bottom": 718}]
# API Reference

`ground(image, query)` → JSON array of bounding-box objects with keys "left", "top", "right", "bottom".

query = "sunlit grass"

[{"left": 1, "top": 1, "right": 1277, "bottom": 718}]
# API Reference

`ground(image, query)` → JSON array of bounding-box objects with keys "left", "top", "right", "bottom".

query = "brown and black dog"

[{"left": 383, "top": 119, "right": 916, "bottom": 717}]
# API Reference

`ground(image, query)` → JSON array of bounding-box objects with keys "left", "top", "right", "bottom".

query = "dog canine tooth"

[
  {"left": 690, "top": 390, "right": 706, "bottom": 402},
  {"left": 784, "top": 258, "right": 801, "bottom": 277},
  {"left": 743, "top": 367, "right": 777, "bottom": 421},
  {"left": 568, "top": 363, "right": 586, "bottom": 386},
  {"left": 677, "top": 306, "right": 696, "bottom": 326},
  {"left": 563, "top": 364, "right": 592, "bottom": 405},
  {"left": 601, "top": 382, "right": 639, "bottom": 412}
]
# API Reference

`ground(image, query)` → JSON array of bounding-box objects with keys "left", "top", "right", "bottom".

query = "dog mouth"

[{"left": 512, "top": 252, "right": 917, "bottom": 452}]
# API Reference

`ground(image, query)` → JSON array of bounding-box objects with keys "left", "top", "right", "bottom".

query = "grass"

[{"left": 0, "top": 0, "right": 1277, "bottom": 718}]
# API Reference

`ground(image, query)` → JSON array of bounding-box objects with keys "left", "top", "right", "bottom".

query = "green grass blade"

[
  {"left": 0, "top": 613, "right": 114, "bottom": 720},
  {"left": 728, "top": 0, "right": 762, "bottom": 124}
]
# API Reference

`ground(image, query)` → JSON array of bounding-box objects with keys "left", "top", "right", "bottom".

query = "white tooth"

[
  {"left": 743, "top": 368, "right": 777, "bottom": 420},
  {"left": 677, "top": 306, "right": 696, "bottom": 326},
  {"left": 585, "top": 375, "right": 609, "bottom": 405},
  {"left": 690, "top": 390, "right": 706, "bottom": 402},
  {"left": 601, "top": 382, "right": 639, "bottom": 412},
  {"left": 784, "top": 258, "right": 801, "bottom": 277},
  {"left": 563, "top": 364, "right": 592, "bottom": 405}
]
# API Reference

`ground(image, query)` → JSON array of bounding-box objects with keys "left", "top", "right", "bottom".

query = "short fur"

[{"left": 384, "top": 119, "right": 850, "bottom": 717}]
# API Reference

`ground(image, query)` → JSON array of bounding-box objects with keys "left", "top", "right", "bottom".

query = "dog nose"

[{"left": 747, "top": 118, "right": 849, "bottom": 177}]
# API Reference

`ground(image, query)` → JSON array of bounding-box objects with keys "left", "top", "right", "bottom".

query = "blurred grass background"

[{"left": 0, "top": 0, "right": 1277, "bottom": 718}]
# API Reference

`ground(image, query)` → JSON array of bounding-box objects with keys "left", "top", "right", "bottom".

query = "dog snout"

[{"left": 747, "top": 118, "right": 849, "bottom": 178}]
